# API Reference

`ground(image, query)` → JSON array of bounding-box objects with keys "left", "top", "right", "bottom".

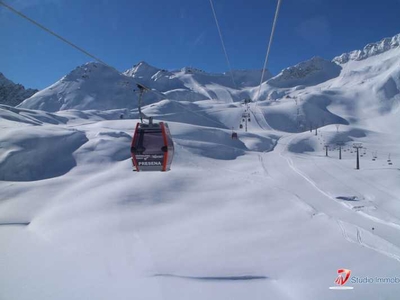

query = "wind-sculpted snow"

[
  {"left": 0, "top": 105, "right": 67, "bottom": 125},
  {"left": 375, "top": 73, "right": 400, "bottom": 114},
  {"left": 0, "top": 106, "right": 42, "bottom": 125},
  {"left": 0, "top": 127, "right": 87, "bottom": 181},
  {"left": 75, "top": 130, "right": 132, "bottom": 164},
  {"left": 302, "top": 96, "right": 349, "bottom": 127},
  {"left": 378, "top": 76, "right": 400, "bottom": 100},
  {"left": 142, "top": 100, "right": 228, "bottom": 129},
  {"left": 171, "top": 125, "right": 247, "bottom": 160},
  {"left": 288, "top": 137, "right": 316, "bottom": 153},
  {"left": 254, "top": 95, "right": 348, "bottom": 133}
]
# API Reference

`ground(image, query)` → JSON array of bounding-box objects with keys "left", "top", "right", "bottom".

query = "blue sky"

[{"left": 1, "top": 0, "right": 400, "bottom": 89}]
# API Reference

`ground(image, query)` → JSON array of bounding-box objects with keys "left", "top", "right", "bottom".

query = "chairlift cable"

[
  {"left": 209, "top": 0, "right": 237, "bottom": 89},
  {"left": 255, "top": 0, "right": 282, "bottom": 104}
]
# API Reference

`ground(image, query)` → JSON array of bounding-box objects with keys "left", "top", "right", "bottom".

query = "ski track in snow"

[
  {"left": 258, "top": 154, "right": 270, "bottom": 177},
  {"left": 337, "top": 220, "right": 400, "bottom": 262},
  {"left": 310, "top": 155, "right": 400, "bottom": 230},
  {"left": 249, "top": 105, "right": 272, "bottom": 130},
  {"left": 272, "top": 133, "right": 400, "bottom": 263},
  {"left": 328, "top": 155, "right": 400, "bottom": 204}
]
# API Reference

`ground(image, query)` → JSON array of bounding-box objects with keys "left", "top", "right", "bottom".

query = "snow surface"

[{"left": 2, "top": 34, "right": 400, "bottom": 299}]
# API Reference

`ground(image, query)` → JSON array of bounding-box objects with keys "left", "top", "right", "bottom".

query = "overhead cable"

[
  {"left": 0, "top": 0, "right": 170, "bottom": 100},
  {"left": 0, "top": 0, "right": 111, "bottom": 68},
  {"left": 209, "top": 0, "right": 237, "bottom": 89},
  {"left": 255, "top": 0, "right": 282, "bottom": 103}
]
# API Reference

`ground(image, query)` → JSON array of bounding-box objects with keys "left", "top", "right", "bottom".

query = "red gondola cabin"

[{"left": 130, "top": 122, "right": 174, "bottom": 171}]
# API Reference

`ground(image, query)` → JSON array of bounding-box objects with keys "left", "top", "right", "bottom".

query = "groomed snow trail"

[{"left": 260, "top": 132, "right": 400, "bottom": 264}]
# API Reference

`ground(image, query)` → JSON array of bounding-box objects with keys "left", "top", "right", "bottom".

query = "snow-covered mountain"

[
  {"left": 0, "top": 72, "right": 38, "bottom": 106},
  {"left": 15, "top": 63, "right": 166, "bottom": 112},
  {"left": 18, "top": 61, "right": 272, "bottom": 111},
  {"left": 17, "top": 33, "right": 400, "bottom": 120},
  {"left": 124, "top": 61, "right": 270, "bottom": 90},
  {"left": 267, "top": 56, "right": 342, "bottom": 88}
]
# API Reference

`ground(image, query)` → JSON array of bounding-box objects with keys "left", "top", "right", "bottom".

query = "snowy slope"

[
  {"left": 0, "top": 72, "right": 38, "bottom": 106},
  {"left": 1, "top": 102, "right": 400, "bottom": 300},
  {"left": 2, "top": 33, "right": 400, "bottom": 300},
  {"left": 267, "top": 56, "right": 342, "bottom": 88},
  {"left": 123, "top": 62, "right": 272, "bottom": 103}
]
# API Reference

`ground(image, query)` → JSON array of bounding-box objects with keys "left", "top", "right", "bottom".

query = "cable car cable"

[
  {"left": 209, "top": 0, "right": 237, "bottom": 89},
  {"left": 255, "top": 0, "right": 282, "bottom": 104},
  {"left": 0, "top": 0, "right": 166, "bottom": 102},
  {"left": 0, "top": 0, "right": 110, "bottom": 67}
]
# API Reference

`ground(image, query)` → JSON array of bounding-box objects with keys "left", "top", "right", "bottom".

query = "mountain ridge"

[
  {"left": 333, "top": 33, "right": 400, "bottom": 64},
  {"left": 16, "top": 33, "right": 400, "bottom": 115},
  {"left": 0, "top": 72, "right": 38, "bottom": 106}
]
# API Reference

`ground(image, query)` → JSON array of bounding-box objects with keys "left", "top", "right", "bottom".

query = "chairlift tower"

[
  {"left": 324, "top": 144, "right": 329, "bottom": 157},
  {"left": 336, "top": 141, "right": 344, "bottom": 160},
  {"left": 241, "top": 111, "right": 250, "bottom": 132},
  {"left": 353, "top": 143, "right": 363, "bottom": 170}
]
